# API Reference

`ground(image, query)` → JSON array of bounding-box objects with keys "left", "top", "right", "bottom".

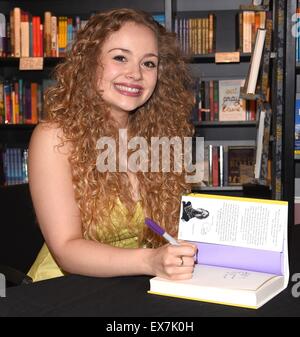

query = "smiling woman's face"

[{"left": 98, "top": 21, "right": 159, "bottom": 123}]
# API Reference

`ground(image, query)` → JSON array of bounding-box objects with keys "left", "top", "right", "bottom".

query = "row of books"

[
  {"left": 0, "top": 147, "right": 28, "bottom": 186},
  {"left": 296, "top": 7, "right": 300, "bottom": 63},
  {"left": 295, "top": 93, "right": 300, "bottom": 152},
  {"left": 239, "top": 10, "right": 266, "bottom": 53},
  {"left": 174, "top": 10, "right": 266, "bottom": 55},
  {"left": 192, "top": 79, "right": 257, "bottom": 123},
  {"left": 198, "top": 144, "right": 255, "bottom": 188},
  {"left": 0, "top": 8, "right": 267, "bottom": 59},
  {"left": 0, "top": 8, "right": 90, "bottom": 58},
  {"left": 0, "top": 79, "right": 55, "bottom": 124},
  {"left": 0, "top": 8, "right": 166, "bottom": 58},
  {"left": 0, "top": 7, "right": 87, "bottom": 57},
  {"left": 174, "top": 15, "right": 215, "bottom": 55}
]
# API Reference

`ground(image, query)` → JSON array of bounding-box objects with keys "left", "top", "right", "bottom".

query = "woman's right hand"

[{"left": 149, "top": 242, "right": 197, "bottom": 280}]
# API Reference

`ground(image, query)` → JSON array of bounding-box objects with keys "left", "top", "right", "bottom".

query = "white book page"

[
  {"left": 154, "top": 264, "right": 279, "bottom": 291},
  {"left": 178, "top": 195, "right": 287, "bottom": 252}
]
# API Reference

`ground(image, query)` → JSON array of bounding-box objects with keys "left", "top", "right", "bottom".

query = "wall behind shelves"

[
  {"left": 188, "top": 63, "right": 249, "bottom": 79},
  {"left": 1, "top": 0, "right": 166, "bottom": 16},
  {"left": 175, "top": 0, "right": 251, "bottom": 11}
]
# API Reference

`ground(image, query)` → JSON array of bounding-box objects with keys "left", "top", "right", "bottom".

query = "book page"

[
  {"left": 185, "top": 264, "right": 278, "bottom": 291},
  {"left": 178, "top": 194, "right": 287, "bottom": 252}
]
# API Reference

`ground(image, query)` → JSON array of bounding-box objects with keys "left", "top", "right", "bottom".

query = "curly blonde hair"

[{"left": 44, "top": 8, "right": 195, "bottom": 247}]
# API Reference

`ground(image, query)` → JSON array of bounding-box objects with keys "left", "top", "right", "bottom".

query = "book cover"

[
  {"left": 218, "top": 79, "right": 246, "bottom": 121},
  {"left": 244, "top": 28, "right": 266, "bottom": 95},
  {"left": 254, "top": 105, "right": 266, "bottom": 179},
  {"left": 149, "top": 194, "right": 288, "bottom": 309},
  {"left": 295, "top": 93, "right": 300, "bottom": 150},
  {"left": 227, "top": 146, "right": 255, "bottom": 185}
]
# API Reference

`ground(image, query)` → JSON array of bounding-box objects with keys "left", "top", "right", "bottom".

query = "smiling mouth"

[{"left": 114, "top": 83, "right": 143, "bottom": 97}]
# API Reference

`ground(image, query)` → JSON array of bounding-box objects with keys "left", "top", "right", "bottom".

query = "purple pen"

[{"left": 145, "top": 218, "right": 179, "bottom": 245}]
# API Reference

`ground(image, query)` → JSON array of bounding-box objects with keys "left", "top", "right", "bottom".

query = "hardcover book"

[
  {"left": 227, "top": 146, "right": 255, "bottom": 185},
  {"left": 148, "top": 193, "right": 288, "bottom": 309},
  {"left": 218, "top": 79, "right": 246, "bottom": 121},
  {"left": 295, "top": 93, "right": 300, "bottom": 150}
]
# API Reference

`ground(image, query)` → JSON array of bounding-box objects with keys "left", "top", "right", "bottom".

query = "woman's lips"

[{"left": 114, "top": 83, "right": 144, "bottom": 97}]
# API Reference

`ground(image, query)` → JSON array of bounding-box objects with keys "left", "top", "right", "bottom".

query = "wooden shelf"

[
  {"left": 189, "top": 53, "right": 251, "bottom": 64},
  {"left": 239, "top": 5, "right": 270, "bottom": 11},
  {"left": 0, "top": 57, "right": 64, "bottom": 67},
  {"left": 191, "top": 185, "right": 243, "bottom": 191},
  {"left": 0, "top": 124, "right": 37, "bottom": 130},
  {"left": 193, "top": 120, "right": 257, "bottom": 127}
]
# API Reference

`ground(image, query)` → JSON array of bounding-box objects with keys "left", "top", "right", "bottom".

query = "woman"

[{"left": 28, "top": 8, "right": 197, "bottom": 282}]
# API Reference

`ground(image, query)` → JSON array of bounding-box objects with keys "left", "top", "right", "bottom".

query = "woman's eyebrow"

[
  {"left": 108, "top": 48, "right": 158, "bottom": 58},
  {"left": 108, "top": 48, "right": 131, "bottom": 53}
]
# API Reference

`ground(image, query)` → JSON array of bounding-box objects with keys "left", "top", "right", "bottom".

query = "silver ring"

[{"left": 180, "top": 256, "right": 184, "bottom": 266}]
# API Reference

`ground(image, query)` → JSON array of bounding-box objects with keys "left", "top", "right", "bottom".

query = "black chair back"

[{"left": 0, "top": 184, "right": 43, "bottom": 275}]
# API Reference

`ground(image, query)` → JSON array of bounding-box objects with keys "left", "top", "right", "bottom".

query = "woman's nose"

[{"left": 125, "top": 63, "right": 142, "bottom": 80}]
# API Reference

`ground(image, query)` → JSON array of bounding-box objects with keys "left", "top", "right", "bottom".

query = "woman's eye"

[
  {"left": 144, "top": 61, "right": 157, "bottom": 68},
  {"left": 113, "top": 55, "right": 126, "bottom": 62}
]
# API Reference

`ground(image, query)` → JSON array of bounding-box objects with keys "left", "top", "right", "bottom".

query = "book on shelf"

[
  {"left": 227, "top": 146, "right": 255, "bottom": 185},
  {"left": 240, "top": 1, "right": 270, "bottom": 11},
  {"left": 254, "top": 102, "right": 271, "bottom": 184},
  {"left": 296, "top": 7, "right": 300, "bottom": 63},
  {"left": 295, "top": 179, "right": 300, "bottom": 225},
  {"left": 152, "top": 14, "right": 165, "bottom": 27},
  {"left": 0, "top": 13, "right": 6, "bottom": 57},
  {"left": 239, "top": 10, "right": 266, "bottom": 53},
  {"left": 0, "top": 147, "right": 28, "bottom": 186},
  {"left": 174, "top": 14, "right": 215, "bottom": 55},
  {"left": 241, "top": 28, "right": 266, "bottom": 97},
  {"left": 148, "top": 193, "right": 288, "bottom": 309},
  {"left": 254, "top": 105, "right": 265, "bottom": 179},
  {"left": 0, "top": 7, "right": 89, "bottom": 58},
  {"left": 259, "top": 13, "right": 272, "bottom": 101},
  {"left": 197, "top": 143, "right": 255, "bottom": 189},
  {"left": 0, "top": 78, "right": 55, "bottom": 124},
  {"left": 218, "top": 79, "right": 246, "bottom": 121},
  {"left": 295, "top": 93, "right": 300, "bottom": 151},
  {"left": 194, "top": 78, "right": 257, "bottom": 122}
]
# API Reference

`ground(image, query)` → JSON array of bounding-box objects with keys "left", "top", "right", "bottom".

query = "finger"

[
  {"left": 173, "top": 256, "right": 195, "bottom": 268},
  {"left": 179, "top": 256, "right": 195, "bottom": 267},
  {"left": 177, "top": 240, "right": 198, "bottom": 249},
  {"left": 174, "top": 245, "right": 197, "bottom": 257},
  {"left": 174, "top": 273, "right": 194, "bottom": 280},
  {"left": 168, "top": 268, "right": 194, "bottom": 279}
]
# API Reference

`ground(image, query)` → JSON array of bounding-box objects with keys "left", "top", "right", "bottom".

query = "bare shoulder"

[{"left": 29, "top": 122, "right": 71, "bottom": 158}]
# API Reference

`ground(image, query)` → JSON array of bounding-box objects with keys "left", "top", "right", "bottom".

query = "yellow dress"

[{"left": 27, "top": 199, "right": 145, "bottom": 282}]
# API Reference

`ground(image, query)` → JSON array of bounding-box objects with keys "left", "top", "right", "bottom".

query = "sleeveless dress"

[{"left": 27, "top": 199, "right": 145, "bottom": 282}]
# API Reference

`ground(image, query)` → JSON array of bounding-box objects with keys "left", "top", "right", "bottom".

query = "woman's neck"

[{"left": 110, "top": 110, "right": 129, "bottom": 128}]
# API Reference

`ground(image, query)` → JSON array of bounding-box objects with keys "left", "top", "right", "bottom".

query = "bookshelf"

[
  {"left": 0, "top": 0, "right": 291, "bottom": 212},
  {"left": 169, "top": 0, "right": 277, "bottom": 195},
  {"left": 287, "top": 0, "right": 299, "bottom": 228},
  {"left": 0, "top": 0, "right": 169, "bottom": 185}
]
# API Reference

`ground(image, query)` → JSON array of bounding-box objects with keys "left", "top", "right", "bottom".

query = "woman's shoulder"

[
  {"left": 31, "top": 121, "right": 62, "bottom": 139},
  {"left": 29, "top": 122, "right": 70, "bottom": 156}
]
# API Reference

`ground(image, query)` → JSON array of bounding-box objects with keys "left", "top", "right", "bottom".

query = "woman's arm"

[{"left": 29, "top": 123, "right": 196, "bottom": 280}]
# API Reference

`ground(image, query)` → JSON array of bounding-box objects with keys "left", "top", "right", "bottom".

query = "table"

[{"left": 1, "top": 227, "right": 300, "bottom": 317}]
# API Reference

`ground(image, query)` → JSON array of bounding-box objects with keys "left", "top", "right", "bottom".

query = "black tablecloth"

[{"left": 0, "top": 226, "right": 300, "bottom": 317}]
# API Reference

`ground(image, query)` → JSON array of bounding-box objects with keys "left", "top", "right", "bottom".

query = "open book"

[{"left": 148, "top": 193, "right": 288, "bottom": 309}]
